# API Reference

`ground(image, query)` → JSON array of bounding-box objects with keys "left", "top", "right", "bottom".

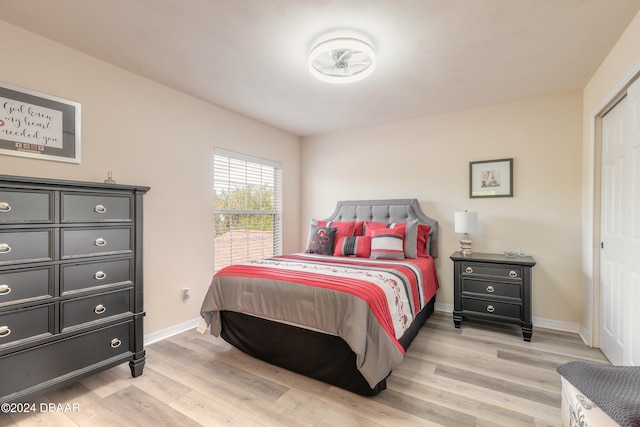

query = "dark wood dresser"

[
  {"left": 0, "top": 175, "right": 149, "bottom": 403},
  {"left": 451, "top": 251, "right": 536, "bottom": 341}
]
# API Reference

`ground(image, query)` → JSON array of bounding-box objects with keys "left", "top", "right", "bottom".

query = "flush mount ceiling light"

[{"left": 308, "top": 37, "right": 376, "bottom": 84}]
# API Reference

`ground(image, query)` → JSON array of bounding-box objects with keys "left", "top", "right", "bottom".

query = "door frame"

[{"left": 587, "top": 63, "right": 640, "bottom": 348}]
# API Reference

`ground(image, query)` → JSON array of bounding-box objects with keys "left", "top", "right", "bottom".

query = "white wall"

[
  {"left": 580, "top": 10, "right": 640, "bottom": 344},
  {"left": 301, "top": 92, "right": 583, "bottom": 326},
  {"left": 0, "top": 21, "right": 301, "bottom": 335}
]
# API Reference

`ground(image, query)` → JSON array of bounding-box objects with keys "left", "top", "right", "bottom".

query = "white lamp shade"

[{"left": 454, "top": 211, "right": 477, "bottom": 234}]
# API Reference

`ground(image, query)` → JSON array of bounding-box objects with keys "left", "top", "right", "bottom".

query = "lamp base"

[{"left": 460, "top": 233, "right": 472, "bottom": 255}]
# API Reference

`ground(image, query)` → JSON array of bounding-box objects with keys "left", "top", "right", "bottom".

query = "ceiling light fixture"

[{"left": 308, "top": 37, "right": 376, "bottom": 84}]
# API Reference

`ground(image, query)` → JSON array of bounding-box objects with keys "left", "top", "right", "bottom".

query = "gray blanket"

[{"left": 557, "top": 361, "right": 640, "bottom": 427}]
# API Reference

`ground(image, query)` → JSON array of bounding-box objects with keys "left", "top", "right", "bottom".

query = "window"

[{"left": 213, "top": 149, "right": 282, "bottom": 271}]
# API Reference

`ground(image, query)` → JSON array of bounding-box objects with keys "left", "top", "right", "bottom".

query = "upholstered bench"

[{"left": 557, "top": 361, "right": 640, "bottom": 427}]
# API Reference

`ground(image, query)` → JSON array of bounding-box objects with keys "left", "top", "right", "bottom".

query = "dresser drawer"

[
  {"left": 0, "top": 266, "right": 55, "bottom": 306},
  {"left": 0, "top": 305, "right": 54, "bottom": 348},
  {"left": 461, "top": 278, "right": 521, "bottom": 299},
  {"left": 62, "top": 193, "right": 132, "bottom": 223},
  {"left": 461, "top": 263, "right": 523, "bottom": 281},
  {"left": 0, "top": 320, "right": 132, "bottom": 399},
  {"left": 61, "top": 227, "right": 132, "bottom": 259},
  {"left": 461, "top": 297, "right": 521, "bottom": 319},
  {"left": 0, "top": 229, "right": 55, "bottom": 265},
  {"left": 61, "top": 258, "right": 132, "bottom": 295},
  {"left": 61, "top": 289, "right": 131, "bottom": 330},
  {"left": 0, "top": 190, "right": 54, "bottom": 224}
]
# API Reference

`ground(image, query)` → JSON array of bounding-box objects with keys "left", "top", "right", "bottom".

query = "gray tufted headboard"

[{"left": 324, "top": 199, "right": 439, "bottom": 258}]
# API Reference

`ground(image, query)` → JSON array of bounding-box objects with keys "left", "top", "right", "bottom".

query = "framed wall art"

[
  {"left": 469, "top": 158, "right": 513, "bottom": 198},
  {"left": 0, "top": 82, "right": 81, "bottom": 163}
]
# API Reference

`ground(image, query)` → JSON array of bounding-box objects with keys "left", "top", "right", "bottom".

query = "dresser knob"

[
  {"left": 0, "top": 243, "right": 11, "bottom": 254},
  {"left": 486, "top": 285, "right": 494, "bottom": 293},
  {"left": 94, "top": 204, "right": 107, "bottom": 214},
  {"left": 110, "top": 338, "right": 122, "bottom": 348},
  {"left": 487, "top": 305, "right": 495, "bottom": 313},
  {"left": 465, "top": 267, "right": 473, "bottom": 273},
  {"left": 94, "top": 238, "right": 107, "bottom": 247},
  {"left": 0, "top": 326, "right": 11, "bottom": 338},
  {"left": 0, "top": 284, "right": 11, "bottom": 295},
  {"left": 94, "top": 271, "right": 107, "bottom": 280},
  {"left": 94, "top": 304, "right": 107, "bottom": 314},
  {"left": 509, "top": 270, "right": 518, "bottom": 278},
  {"left": 0, "top": 202, "right": 11, "bottom": 212}
]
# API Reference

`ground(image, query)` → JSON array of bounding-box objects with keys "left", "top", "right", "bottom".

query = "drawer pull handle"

[
  {"left": 487, "top": 305, "right": 495, "bottom": 313},
  {"left": 509, "top": 270, "right": 518, "bottom": 278},
  {"left": 94, "top": 204, "right": 107, "bottom": 214},
  {"left": 94, "top": 304, "right": 107, "bottom": 314},
  {"left": 0, "top": 243, "right": 11, "bottom": 254},
  {"left": 94, "top": 238, "right": 107, "bottom": 247},
  {"left": 0, "top": 202, "right": 11, "bottom": 212},
  {"left": 110, "top": 338, "right": 122, "bottom": 348},
  {"left": 0, "top": 326, "right": 11, "bottom": 338},
  {"left": 465, "top": 267, "right": 473, "bottom": 273},
  {"left": 0, "top": 284, "right": 11, "bottom": 295},
  {"left": 94, "top": 271, "right": 107, "bottom": 280},
  {"left": 486, "top": 285, "right": 494, "bottom": 293}
]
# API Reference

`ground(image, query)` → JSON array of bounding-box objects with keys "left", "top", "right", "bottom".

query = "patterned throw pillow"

[
  {"left": 333, "top": 236, "right": 372, "bottom": 257},
  {"left": 364, "top": 219, "right": 419, "bottom": 258},
  {"left": 305, "top": 225, "right": 337, "bottom": 255},
  {"left": 370, "top": 228, "right": 405, "bottom": 260}
]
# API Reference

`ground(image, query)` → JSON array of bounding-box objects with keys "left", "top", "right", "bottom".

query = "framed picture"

[
  {"left": 0, "top": 82, "right": 81, "bottom": 163},
  {"left": 469, "top": 158, "right": 513, "bottom": 198}
]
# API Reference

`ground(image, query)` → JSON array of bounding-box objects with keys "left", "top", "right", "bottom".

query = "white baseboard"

[
  {"left": 433, "top": 303, "right": 581, "bottom": 334},
  {"left": 144, "top": 317, "right": 202, "bottom": 346},
  {"left": 146, "top": 308, "right": 583, "bottom": 346}
]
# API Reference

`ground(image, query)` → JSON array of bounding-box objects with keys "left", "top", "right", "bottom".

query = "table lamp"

[{"left": 454, "top": 211, "right": 477, "bottom": 255}]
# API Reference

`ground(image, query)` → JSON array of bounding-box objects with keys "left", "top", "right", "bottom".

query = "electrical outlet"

[{"left": 181, "top": 288, "right": 190, "bottom": 301}]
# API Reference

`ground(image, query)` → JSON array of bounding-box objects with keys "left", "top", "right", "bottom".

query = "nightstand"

[{"left": 450, "top": 251, "right": 536, "bottom": 341}]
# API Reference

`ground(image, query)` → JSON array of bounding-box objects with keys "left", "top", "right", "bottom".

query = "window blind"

[{"left": 213, "top": 149, "right": 282, "bottom": 271}]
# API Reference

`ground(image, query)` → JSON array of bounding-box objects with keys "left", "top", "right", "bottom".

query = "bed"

[{"left": 200, "top": 199, "right": 439, "bottom": 395}]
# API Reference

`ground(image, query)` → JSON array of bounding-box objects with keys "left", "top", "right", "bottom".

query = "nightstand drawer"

[
  {"left": 0, "top": 229, "right": 55, "bottom": 265},
  {"left": 0, "top": 266, "right": 55, "bottom": 306},
  {"left": 61, "top": 289, "right": 131, "bottom": 330},
  {"left": 61, "top": 258, "right": 133, "bottom": 295},
  {"left": 61, "top": 227, "right": 132, "bottom": 259},
  {"left": 461, "top": 263, "right": 523, "bottom": 280},
  {"left": 462, "top": 297, "right": 521, "bottom": 319},
  {"left": 462, "top": 278, "right": 521, "bottom": 299},
  {"left": 62, "top": 193, "right": 132, "bottom": 222},
  {"left": 0, "top": 305, "right": 54, "bottom": 348}
]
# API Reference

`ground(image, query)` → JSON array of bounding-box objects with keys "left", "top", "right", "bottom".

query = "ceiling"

[{"left": 1, "top": 0, "right": 639, "bottom": 137}]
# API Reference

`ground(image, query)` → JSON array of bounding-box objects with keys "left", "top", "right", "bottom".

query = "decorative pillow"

[
  {"left": 354, "top": 221, "right": 365, "bottom": 236},
  {"left": 305, "top": 225, "right": 337, "bottom": 255},
  {"left": 311, "top": 219, "right": 356, "bottom": 240},
  {"left": 370, "top": 228, "right": 405, "bottom": 260},
  {"left": 417, "top": 224, "right": 432, "bottom": 258},
  {"left": 364, "top": 219, "right": 419, "bottom": 258},
  {"left": 333, "top": 235, "right": 372, "bottom": 257}
]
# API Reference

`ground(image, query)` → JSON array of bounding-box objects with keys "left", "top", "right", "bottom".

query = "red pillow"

[
  {"left": 364, "top": 221, "right": 407, "bottom": 236},
  {"left": 313, "top": 220, "right": 356, "bottom": 240},
  {"left": 417, "top": 224, "right": 432, "bottom": 258},
  {"left": 333, "top": 235, "right": 371, "bottom": 257}
]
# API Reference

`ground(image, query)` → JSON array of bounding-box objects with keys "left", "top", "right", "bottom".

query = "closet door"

[
  {"left": 627, "top": 78, "right": 640, "bottom": 366},
  {"left": 600, "top": 77, "right": 640, "bottom": 366}
]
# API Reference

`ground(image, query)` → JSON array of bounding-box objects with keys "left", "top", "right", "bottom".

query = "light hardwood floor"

[{"left": 1, "top": 311, "right": 608, "bottom": 426}]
